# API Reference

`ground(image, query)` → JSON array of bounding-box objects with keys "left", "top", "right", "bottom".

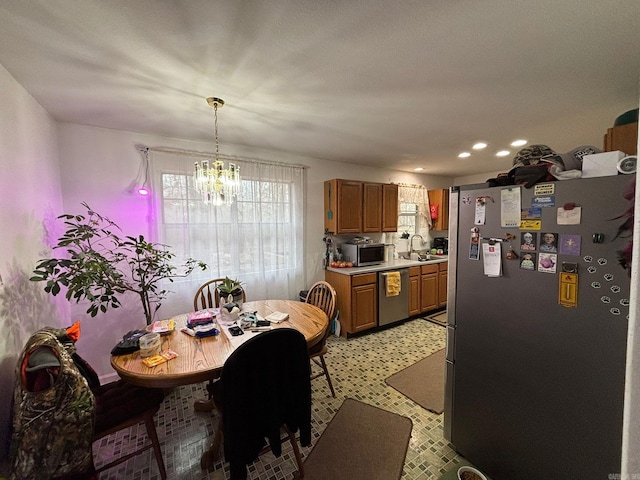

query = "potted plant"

[
  {"left": 30, "top": 203, "right": 207, "bottom": 325},
  {"left": 217, "top": 276, "right": 245, "bottom": 305}
]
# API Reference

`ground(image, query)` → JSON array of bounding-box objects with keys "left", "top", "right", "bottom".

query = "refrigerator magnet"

[
  {"left": 538, "top": 253, "right": 557, "bottom": 273},
  {"left": 559, "top": 234, "right": 581, "bottom": 256},
  {"left": 520, "top": 253, "right": 536, "bottom": 270}
]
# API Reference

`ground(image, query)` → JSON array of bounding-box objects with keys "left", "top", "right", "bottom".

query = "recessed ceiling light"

[
  {"left": 496, "top": 150, "right": 511, "bottom": 157},
  {"left": 413, "top": 167, "right": 424, "bottom": 172},
  {"left": 458, "top": 152, "right": 471, "bottom": 158},
  {"left": 472, "top": 142, "right": 488, "bottom": 150},
  {"left": 511, "top": 139, "right": 528, "bottom": 147}
]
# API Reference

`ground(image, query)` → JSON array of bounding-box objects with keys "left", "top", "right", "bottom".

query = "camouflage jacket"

[{"left": 10, "top": 327, "right": 95, "bottom": 480}]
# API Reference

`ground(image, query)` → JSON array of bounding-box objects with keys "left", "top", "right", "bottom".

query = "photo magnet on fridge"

[{"left": 520, "top": 253, "right": 536, "bottom": 270}]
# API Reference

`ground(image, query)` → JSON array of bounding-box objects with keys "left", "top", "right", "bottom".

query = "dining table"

[{"left": 110, "top": 299, "right": 329, "bottom": 389}]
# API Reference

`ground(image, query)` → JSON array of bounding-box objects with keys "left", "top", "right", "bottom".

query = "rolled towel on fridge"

[{"left": 386, "top": 271, "right": 401, "bottom": 297}]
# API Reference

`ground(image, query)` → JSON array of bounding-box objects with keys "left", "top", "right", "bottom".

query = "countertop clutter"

[{"left": 326, "top": 256, "right": 448, "bottom": 275}]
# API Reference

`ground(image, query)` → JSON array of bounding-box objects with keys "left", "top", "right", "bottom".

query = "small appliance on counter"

[
  {"left": 342, "top": 241, "right": 385, "bottom": 266},
  {"left": 432, "top": 237, "right": 448, "bottom": 255}
]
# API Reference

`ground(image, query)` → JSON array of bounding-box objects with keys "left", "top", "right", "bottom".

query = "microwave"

[{"left": 342, "top": 243, "right": 385, "bottom": 266}]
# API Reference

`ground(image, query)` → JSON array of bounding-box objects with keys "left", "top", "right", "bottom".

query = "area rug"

[
  {"left": 385, "top": 349, "right": 446, "bottom": 414},
  {"left": 425, "top": 310, "right": 447, "bottom": 326},
  {"left": 302, "top": 398, "right": 412, "bottom": 480}
]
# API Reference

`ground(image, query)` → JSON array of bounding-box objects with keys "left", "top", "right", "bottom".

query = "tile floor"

[{"left": 93, "top": 317, "right": 464, "bottom": 480}]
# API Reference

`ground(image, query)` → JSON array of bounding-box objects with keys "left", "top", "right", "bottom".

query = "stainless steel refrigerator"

[{"left": 444, "top": 174, "right": 635, "bottom": 480}]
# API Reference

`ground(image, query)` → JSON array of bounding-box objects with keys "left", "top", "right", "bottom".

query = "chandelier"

[{"left": 193, "top": 97, "right": 241, "bottom": 205}]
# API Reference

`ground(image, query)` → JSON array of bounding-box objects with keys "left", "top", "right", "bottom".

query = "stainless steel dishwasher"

[{"left": 378, "top": 269, "right": 409, "bottom": 326}]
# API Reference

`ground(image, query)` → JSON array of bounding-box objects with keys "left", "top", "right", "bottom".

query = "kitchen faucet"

[{"left": 409, "top": 234, "right": 425, "bottom": 256}]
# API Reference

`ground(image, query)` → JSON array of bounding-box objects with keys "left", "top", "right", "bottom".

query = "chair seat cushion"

[{"left": 93, "top": 380, "right": 164, "bottom": 435}]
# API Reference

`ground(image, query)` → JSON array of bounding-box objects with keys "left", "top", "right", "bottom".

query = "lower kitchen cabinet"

[
  {"left": 438, "top": 262, "right": 448, "bottom": 307},
  {"left": 421, "top": 264, "right": 438, "bottom": 312},
  {"left": 325, "top": 270, "right": 377, "bottom": 336},
  {"left": 325, "top": 260, "right": 447, "bottom": 335},
  {"left": 416, "top": 261, "right": 448, "bottom": 315},
  {"left": 408, "top": 266, "right": 421, "bottom": 316}
]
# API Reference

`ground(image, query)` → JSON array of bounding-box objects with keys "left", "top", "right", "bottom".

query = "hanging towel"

[{"left": 386, "top": 271, "right": 401, "bottom": 297}]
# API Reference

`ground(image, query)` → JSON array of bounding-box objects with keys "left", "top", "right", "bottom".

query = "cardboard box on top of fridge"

[{"left": 582, "top": 150, "right": 625, "bottom": 178}]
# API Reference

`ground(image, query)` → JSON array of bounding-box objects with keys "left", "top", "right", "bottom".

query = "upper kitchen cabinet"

[
  {"left": 604, "top": 122, "right": 638, "bottom": 155},
  {"left": 381, "top": 183, "right": 399, "bottom": 232},
  {"left": 324, "top": 179, "right": 398, "bottom": 234},
  {"left": 363, "top": 182, "right": 382, "bottom": 232},
  {"left": 325, "top": 179, "right": 363, "bottom": 234},
  {"left": 427, "top": 188, "right": 450, "bottom": 231}
]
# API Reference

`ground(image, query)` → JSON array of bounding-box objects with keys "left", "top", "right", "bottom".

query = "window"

[
  {"left": 398, "top": 202, "right": 419, "bottom": 236},
  {"left": 397, "top": 184, "right": 432, "bottom": 242},
  {"left": 150, "top": 149, "right": 305, "bottom": 317}
]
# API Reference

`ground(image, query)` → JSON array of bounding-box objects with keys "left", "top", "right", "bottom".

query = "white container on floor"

[{"left": 457, "top": 465, "right": 488, "bottom": 480}]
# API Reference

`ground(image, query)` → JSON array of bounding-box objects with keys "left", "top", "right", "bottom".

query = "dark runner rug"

[
  {"left": 425, "top": 310, "right": 447, "bottom": 326},
  {"left": 385, "top": 349, "right": 446, "bottom": 414},
  {"left": 302, "top": 398, "right": 412, "bottom": 480}
]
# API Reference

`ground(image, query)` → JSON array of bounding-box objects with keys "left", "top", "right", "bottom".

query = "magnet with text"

[{"left": 559, "top": 272, "right": 578, "bottom": 308}]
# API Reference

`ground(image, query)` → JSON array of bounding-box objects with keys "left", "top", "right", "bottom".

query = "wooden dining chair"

[
  {"left": 305, "top": 280, "right": 337, "bottom": 397},
  {"left": 200, "top": 328, "right": 312, "bottom": 479},
  {"left": 193, "top": 277, "right": 247, "bottom": 311},
  {"left": 193, "top": 278, "right": 248, "bottom": 411}
]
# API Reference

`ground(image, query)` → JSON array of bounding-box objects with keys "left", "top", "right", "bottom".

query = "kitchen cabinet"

[
  {"left": 325, "top": 270, "right": 377, "bottom": 336},
  {"left": 604, "top": 122, "right": 637, "bottom": 155},
  {"left": 408, "top": 266, "right": 421, "bottom": 316},
  {"left": 420, "top": 264, "right": 438, "bottom": 312},
  {"left": 324, "top": 179, "right": 398, "bottom": 234},
  {"left": 438, "top": 261, "right": 448, "bottom": 308},
  {"left": 382, "top": 183, "right": 399, "bottom": 232},
  {"left": 427, "top": 188, "right": 450, "bottom": 231},
  {"left": 325, "top": 179, "right": 363, "bottom": 234},
  {"left": 420, "top": 261, "right": 448, "bottom": 313},
  {"left": 363, "top": 183, "right": 382, "bottom": 232}
]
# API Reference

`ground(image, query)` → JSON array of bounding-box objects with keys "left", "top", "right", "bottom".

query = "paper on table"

[
  {"left": 220, "top": 322, "right": 261, "bottom": 348},
  {"left": 265, "top": 311, "right": 289, "bottom": 323}
]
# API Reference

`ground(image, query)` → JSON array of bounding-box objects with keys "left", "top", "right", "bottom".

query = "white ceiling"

[{"left": 1, "top": 0, "right": 639, "bottom": 177}]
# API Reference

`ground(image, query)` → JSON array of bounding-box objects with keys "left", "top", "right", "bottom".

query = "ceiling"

[{"left": 1, "top": 1, "right": 639, "bottom": 177}]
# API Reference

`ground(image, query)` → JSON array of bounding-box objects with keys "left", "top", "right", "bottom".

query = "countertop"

[{"left": 326, "top": 256, "right": 448, "bottom": 275}]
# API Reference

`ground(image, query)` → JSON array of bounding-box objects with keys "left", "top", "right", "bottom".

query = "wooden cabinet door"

[
  {"left": 409, "top": 274, "right": 420, "bottom": 316},
  {"left": 352, "top": 283, "right": 377, "bottom": 332},
  {"left": 604, "top": 122, "right": 638, "bottom": 155},
  {"left": 438, "top": 269, "right": 448, "bottom": 307},
  {"left": 382, "top": 183, "right": 398, "bottom": 232},
  {"left": 362, "top": 183, "right": 382, "bottom": 232},
  {"left": 420, "top": 273, "right": 438, "bottom": 312},
  {"left": 428, "top": 189, "right": 450, "bottom": 231},
  {"left": 337, "top": 180, "right": 363, "bottom": 233}
]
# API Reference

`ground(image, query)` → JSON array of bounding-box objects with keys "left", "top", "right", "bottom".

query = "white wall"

[{"left": 0, "top": 64, "right": 66, "bottom": 465}]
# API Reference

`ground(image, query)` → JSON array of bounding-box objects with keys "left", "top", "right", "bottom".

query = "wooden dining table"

[{"left": 111, "top": 299, "right": 329, "bottom": 389}]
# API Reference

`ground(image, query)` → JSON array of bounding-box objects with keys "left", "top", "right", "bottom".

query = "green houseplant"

[
  {"left": 217, "top": 276, "right": 244, "bottom": 304},
  {"left": 30, "top": 203, "right": 207, "bottom": 325}
]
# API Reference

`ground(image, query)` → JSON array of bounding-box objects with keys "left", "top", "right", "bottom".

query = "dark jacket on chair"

[{"left": 215, "top": 328, "right": 312, "bottom": 480}]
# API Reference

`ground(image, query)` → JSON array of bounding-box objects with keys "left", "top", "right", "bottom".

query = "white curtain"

[
  {"left": 399, "top": 183, "right": 431, "bottom": 229},
  {"left": 148, "top": 148, "right": 305, "bottom": 319}
]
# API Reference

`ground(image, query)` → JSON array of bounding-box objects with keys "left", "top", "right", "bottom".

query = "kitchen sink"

[{"left": 416, "top": 254, "right": 448, "bottom": 261}]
